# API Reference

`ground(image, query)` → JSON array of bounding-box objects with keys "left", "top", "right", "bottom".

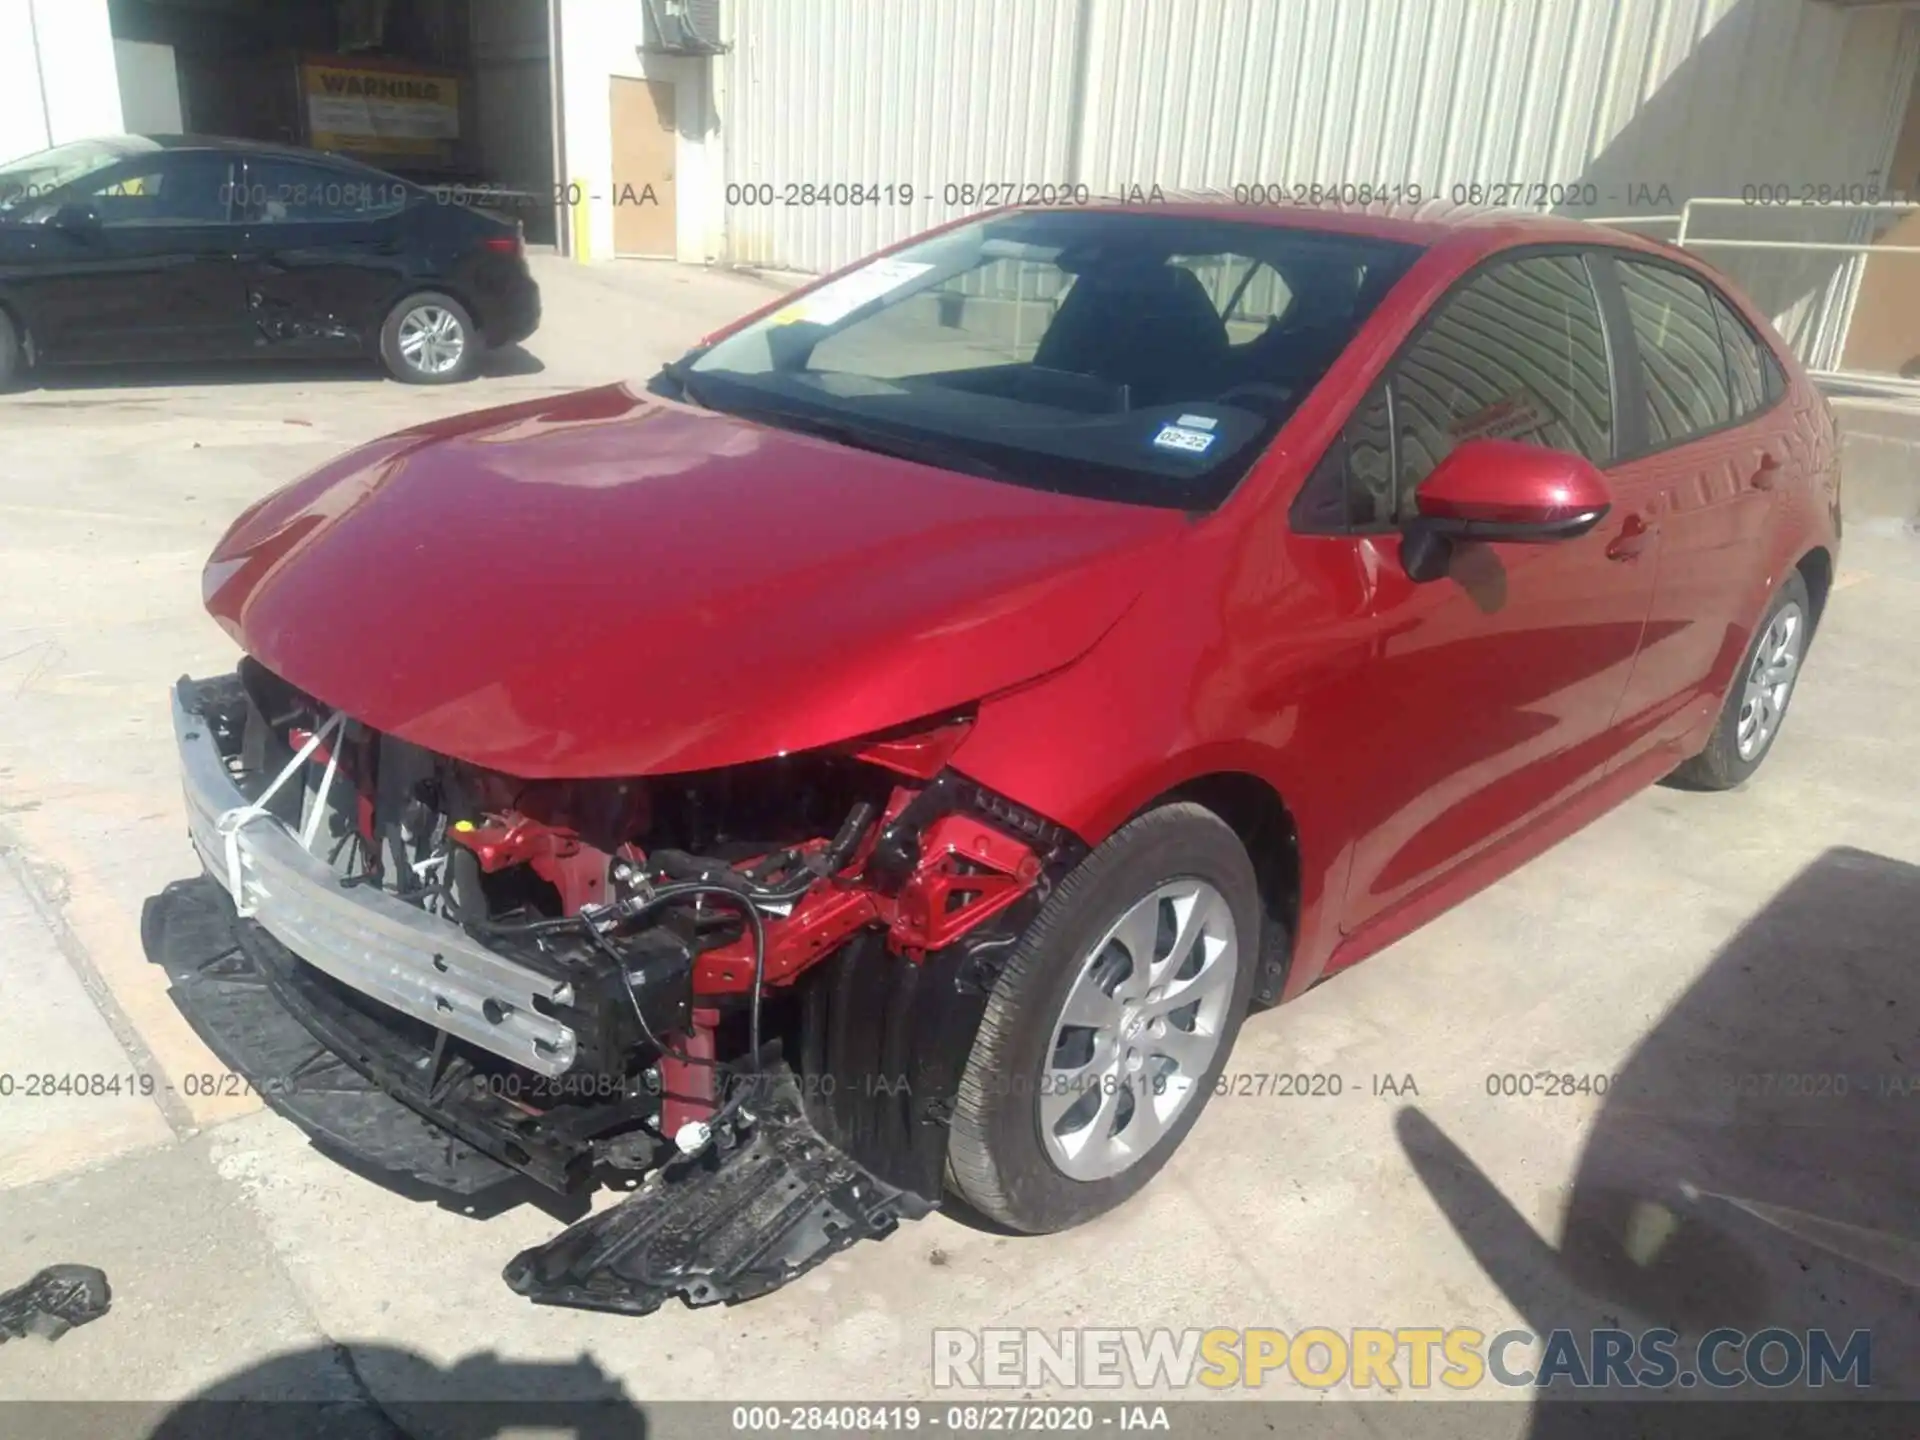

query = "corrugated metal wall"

[
  {"left": 723, "top": 0, "right": 1085, "bottom": 272},
  {"left": 1071, "top": 0, "right": 1907, "bottom": 203},
  {"left": 720, "top": 0, "right": 1919, "bottom": 362}
]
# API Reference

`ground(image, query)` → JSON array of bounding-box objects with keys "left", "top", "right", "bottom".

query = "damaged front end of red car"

[
  {"left": 143, "top": 386, "right": 1194, "bottom": 1313},
  {"left": 146, "top": 657, "right": 1085, "bottom": 1316}
]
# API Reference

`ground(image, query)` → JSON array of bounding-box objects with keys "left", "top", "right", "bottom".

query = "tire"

[
  {"left": 379, "top": 291, "right": 479, "bottom": 384},
  {"left": 0, "top": 307, "right": 23, "bottom": 392},
  {"left": 1669, "top": 569, "right": 1812, "bottom": 790},
  {"left": 947, "top": 802, "right": 1261, "bottom": 1233}
]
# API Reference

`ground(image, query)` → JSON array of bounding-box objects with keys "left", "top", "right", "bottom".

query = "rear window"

[
  {"left": 1616, "top": 259, "right": 1737, "bottom": 445},
  {"left": 0, "top": 136, "right": 160, "bottom": 215},
  {"left": 1709, "top": 290, "right": 1782, "bottom": 419},
  {"left": 673, "top": 209, "right": 1422, "bottom": 510}
]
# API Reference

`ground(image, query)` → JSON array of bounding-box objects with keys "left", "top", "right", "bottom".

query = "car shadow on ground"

[
  {"left": 121, "top": 1344, "right": 646, "bottom": 1440},
  {"left": 7, "top": 345, "right": 545, "bottom": 393},
  {"left": 1396, "top": 845, "right": 1918, "bottom": 1430}
]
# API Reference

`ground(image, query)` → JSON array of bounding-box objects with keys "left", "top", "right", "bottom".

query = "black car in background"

[{"left": 0, "top": 135, "right": 540, "bottom": 387}]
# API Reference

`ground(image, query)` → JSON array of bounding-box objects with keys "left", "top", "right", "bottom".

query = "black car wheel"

[
  {"left": 947, "top": 802, "right": 1261, "bottom": 1233},
  {"left": 1670, "top": 569, "right": 1812, "bottom": 790},
  {"left": 380, "top": 292, "right": 479, "bottom": 384}
]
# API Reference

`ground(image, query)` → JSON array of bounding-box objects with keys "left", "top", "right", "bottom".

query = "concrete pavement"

[{"left": 0, "top": 255, "right": 1915, "bottom": 1431}]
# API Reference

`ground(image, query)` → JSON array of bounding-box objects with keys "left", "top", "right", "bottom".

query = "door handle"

[
  {"left": 1750, "top": 452, "right": 1780, "bottom": 492},
  {"left": 1606, "top": 513, "right": 1655, "bottom": 562}
]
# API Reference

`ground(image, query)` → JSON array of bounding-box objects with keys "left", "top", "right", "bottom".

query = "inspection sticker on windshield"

[
  {"left": 1153, "top": 423, "right": 1217, "bottom": 455},
  {"left": 773, "top": 259, "right": 934, "bottom": 328}
]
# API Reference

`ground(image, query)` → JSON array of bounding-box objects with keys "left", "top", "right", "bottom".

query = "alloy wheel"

[
  {"left": 397, "top": 305, "right": 467, "bottom": 376},
  {"left": 1039, "top": 879, "right": 1239, "bottom": 1182},
  {"left": 1736, "top": 600, "right": 1805, "bottom": 761}
]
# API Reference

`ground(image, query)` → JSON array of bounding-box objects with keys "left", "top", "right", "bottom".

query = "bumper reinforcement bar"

[{"left": 172, "top": 674, "right": 579, "bottom": 1077}]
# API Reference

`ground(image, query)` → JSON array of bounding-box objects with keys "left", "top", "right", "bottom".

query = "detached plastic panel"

[{"left": 504, "top": 1072, "right": 930, "bottom": 1315}]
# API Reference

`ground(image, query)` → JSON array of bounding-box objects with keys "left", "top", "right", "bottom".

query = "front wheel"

[
  {"left": 946, "top": 802, "right": 1260, "bottom": 1233},
  {"left": 1670, "top": 569, "right": 1812, "bottom": 790},
  {"left": 380, "top": 291, "right": 479, "bottom": 384}
]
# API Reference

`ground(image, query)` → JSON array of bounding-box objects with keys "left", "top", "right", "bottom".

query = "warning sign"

[{"left": 302, "top": 58, "right": 461, "bottom": 159}]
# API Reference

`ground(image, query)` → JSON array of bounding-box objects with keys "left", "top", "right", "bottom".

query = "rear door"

[
  {"left": 22, "top": 150, "right": 248, "bottom": 362},
  {"left": 233, "top": 157, "right": 413, "bottom": 353},
  {"left": 1289, "top": 249, "right": 1659, "bottom": 934},
  {"left": 1595, "top": 253, "right": 1783, "bottom": 766}
]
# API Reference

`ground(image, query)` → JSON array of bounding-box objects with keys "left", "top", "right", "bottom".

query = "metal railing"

[
  {"left": 1572, "top": 199, "right": 1920, "bottom": 246},
  {"left": 1577, "top": 198, "right": 1920, "bottom": 384},
  {"left": 1678, "top": 197, "right": 1920, "bottom": 253}
]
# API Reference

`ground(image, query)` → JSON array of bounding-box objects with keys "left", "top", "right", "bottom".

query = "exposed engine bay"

[{"left": 149, "top": 660, "right": 1084, "bottom": 1314}]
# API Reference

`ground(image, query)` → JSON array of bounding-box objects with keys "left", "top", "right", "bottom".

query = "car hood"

[{"left": 204, "top": 384, "right": 1189, "bottom": 777}]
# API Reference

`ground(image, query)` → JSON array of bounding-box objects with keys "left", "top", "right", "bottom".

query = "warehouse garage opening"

[{"left": 105, "top": 0, "right": 560, "bottom": 245}]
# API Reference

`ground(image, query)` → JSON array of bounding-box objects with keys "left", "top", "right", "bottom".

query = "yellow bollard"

[{"left": 570, "top": 178, "right": 592, "bottom": 262}]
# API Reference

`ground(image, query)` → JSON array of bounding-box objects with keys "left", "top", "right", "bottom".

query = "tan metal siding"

[
  {"left": 719, "top": 0, "right": 1919, "bottom": 368},
  {"left": 724, "top": 0, "right": 1083, "bottom": 272}
]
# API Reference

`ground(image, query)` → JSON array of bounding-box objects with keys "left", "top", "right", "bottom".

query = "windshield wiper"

[
  {"left": 737, "top": 408, "right": 1019, "bottom": 483},
  {"left": 653, "top": 366, "right": 1017, "bottom": 483},
  {"left": 649, "top": 355, "right": 710, "bottom": 406}
]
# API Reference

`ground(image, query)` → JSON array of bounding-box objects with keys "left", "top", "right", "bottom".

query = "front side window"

[
  {"left": 86, "top": 154, "right": 235, "bottom": 226},
  {"left": 1391, "top": 253, "right": 1615, "bottom": 516},
  {"left": 1616, "top": 259, "right": 1735, "bottom": 446},
  {"left": 1290, "top": 252, "right": 1616, "bottom": 533},
  {"left": 0, "top": 136, "right": 162, "bottom": 218},
  {"left": 674, "top": 210, "right": 1422, "bottom": 510}
]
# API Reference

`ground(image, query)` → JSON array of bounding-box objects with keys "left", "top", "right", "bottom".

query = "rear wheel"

[
  {"left": 380, "top": 291, "right": 479, "bottom": 384},
  {"left": 947, "top": 802, "right": 1260, "bottom": 1233},
  {"left": 1670, "top": 569, "right": 1811, "bottom": 790}
]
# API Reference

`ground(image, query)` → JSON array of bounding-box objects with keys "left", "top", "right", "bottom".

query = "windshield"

[
  {"left": 668, "top": 209, "right": 1422, "bottom": 509},
  {"left": 0, "top": 136, "right": 162, "bottom": 215}
]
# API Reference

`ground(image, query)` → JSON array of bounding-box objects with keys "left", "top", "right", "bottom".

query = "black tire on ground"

[
  {"left": 0, "top": 308, "right": 24, "bottom": 392},
  {"left": 947, "top": 801, "right": 1262, "bottom": 1233},
  {"left": 1669, "top": 568, "right": 1813, "bottom": 791},
  {"left": 378, "top": 291, "right": 480, "bottom": 384}
]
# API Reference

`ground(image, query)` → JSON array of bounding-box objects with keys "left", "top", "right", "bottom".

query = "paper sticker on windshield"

[
  {"left": 1175, "top": 413, "right": 1219, "bottom": 431},
  {"left": 1153, "top": 424, "right": 1217, "bottom": 455},
  {"left": 777, "top": 259, "right": 934, "bottom": 327}
]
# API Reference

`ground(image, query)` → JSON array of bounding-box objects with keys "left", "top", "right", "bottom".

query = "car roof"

[
  {"left": 137, "top": 134, "right": 399, "bottom": 174},
  {"left": 1018, "top": 189, "right": 1679, "bottom": 256}
]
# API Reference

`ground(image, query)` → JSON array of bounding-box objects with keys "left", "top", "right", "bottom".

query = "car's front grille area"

[{"left": 173, "top": 673, "right": 582, "bottom": 1075}]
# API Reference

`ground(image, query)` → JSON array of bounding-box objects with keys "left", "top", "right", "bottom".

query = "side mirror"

[
  {"left": 52, "top": 201, "right": 102, "bottom": 235},
  {"left": 1400, "top": 438, "right": 1612, "bottom": 583}
]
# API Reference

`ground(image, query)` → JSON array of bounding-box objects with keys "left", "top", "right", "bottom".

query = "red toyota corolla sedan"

[{"left": 153, "top": 199, "right": 1840, "bottom": 1316}]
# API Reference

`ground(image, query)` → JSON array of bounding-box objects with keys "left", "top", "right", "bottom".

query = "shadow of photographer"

[{"left": 1396, "top": 845, "right": 1919, "bottom": 1429}]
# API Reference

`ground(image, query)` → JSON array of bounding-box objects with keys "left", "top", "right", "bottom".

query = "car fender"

[{"left": 948, "top": 515, "right": 1359, "bottom": 993}]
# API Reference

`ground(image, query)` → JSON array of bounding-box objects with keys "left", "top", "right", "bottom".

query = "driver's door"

[
  {"left": 25, "top": 151, "right": 249, "bottom": 363},
  {"left": 1296, "top": 249, "right": 1658, "bottom": 934}
]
